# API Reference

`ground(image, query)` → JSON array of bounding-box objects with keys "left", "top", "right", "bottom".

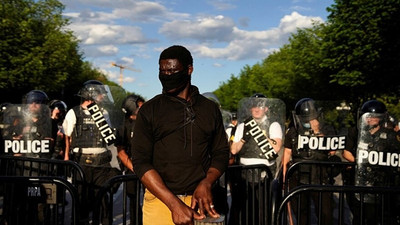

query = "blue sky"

[{"left": 60, "top": 0, "right": 335, "bottom": 100}]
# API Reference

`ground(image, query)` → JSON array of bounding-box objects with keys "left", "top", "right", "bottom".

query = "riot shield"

[
  {"left": 201, "top": 92, "right": 232, "bottom": 128},
  {"left": 87, "top": 85, "right": 126, "bottom": 170},
  {"left": 292, "top": 100, "right": 347, "bottom": 160},
  {"left": 355, "top": 112, "right": 400, "bottom": 201},
  {"left": 1, "top": 103, "right": 53, "bottom": 158},
  {"left": 237, "top": 97, "right": 286, "bottom": 166}
]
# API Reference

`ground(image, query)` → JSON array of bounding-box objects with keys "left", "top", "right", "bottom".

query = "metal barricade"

[
  {"left": 274, "top": 185, "right": 400, "bottom": 225},
  {"left": 0, "top": 155, "right": 85, "bottom": 181},
  {"left": 0, "top": 176, "right": 79, "bottom": 225},
  {"left": 0, "top": 155, "right": 87, "bottom": 224},
  {"left": 284, "top": 161, "right": 355, "bottom": 192},
  {"left": 91, "top": 164, "right": 275, "bottom": 225},
  {"left": 92, "top": 174, "right": 142, "bottom": 225},
  {"left": 225, "top": 164, "right": 274, "bottom": 225}
]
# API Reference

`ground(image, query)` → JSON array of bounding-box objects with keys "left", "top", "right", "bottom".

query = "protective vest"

[{"left": 71, "top": 106, "right": 106, "bottom": 149}]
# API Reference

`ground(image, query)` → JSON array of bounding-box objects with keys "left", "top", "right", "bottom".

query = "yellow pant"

[{"left": 143, "top": 189, "right": 192, "bottom": 225}]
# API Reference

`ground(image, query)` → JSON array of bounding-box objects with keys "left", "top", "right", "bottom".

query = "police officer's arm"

[
  {"left": 230, "top": 123, "right": 245, "bottom": 155},
  {"left": 269, "top": 137, "right": 282, "bottom": 153},
  {"left": 342, "top": 150, "right": 355, "bottom": 162},
  {"left": 282, "top": 147, "right": 292, "bottom": 182},
  {"left": 117, "top": 146, "right": 133, "bottom": 172},
  {"left": 64, "top": 135, "right": 71, "bottom": 161},
  {"left": 269, "top": 122, "right": 283, "bottom": 153},
  {"left": 62, "top": 109, "right": 75, "bottom": 161}
]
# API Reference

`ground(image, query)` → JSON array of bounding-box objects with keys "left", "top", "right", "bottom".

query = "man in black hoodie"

[{"left": 131, "top": 45, "right": 229, "bottom": 225}]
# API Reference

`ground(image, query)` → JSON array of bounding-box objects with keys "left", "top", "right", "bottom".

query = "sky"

[{"left": 60, "top": 0, "right": 335, "bottom": 100}]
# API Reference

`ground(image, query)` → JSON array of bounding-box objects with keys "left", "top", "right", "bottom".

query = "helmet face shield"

[
  {"left": 237, "top": 96, "right": 285, "bottom": 124},
  {"left": 295, "top": 99, "right": 320, "bottom": 122},
  {"left": 77, "top": 83, "right": 113, "bottom": 104}
]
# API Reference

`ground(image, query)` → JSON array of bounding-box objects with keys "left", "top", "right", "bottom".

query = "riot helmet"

[
  {"left": 77, "top": 80, "right": 107, "bottom": 102},
  {"left": 359, "top": 100, "right": 387, "bottom": 116},
  {"left": 24, "top": 90, "right": 49, "bottom": 104},
  {"left": 358, "top": 100, "right": 387, "bottom": 127},
  {"left": 231, "top": 112, "right": 237, "bottom": 121},
  {"left": 250, "top": 93, "right": 267, "bottom": 108},
  {"left": 295, "top": 98, "right": 320, "bottom": 122},
  {"left": 202, "top": 92, "right": 221, "bottom": 108},
  {"left": 49, "top": 100, "right": 67, "bottom": 120},
  {"left": 121, "top": 94, "right": 144, "bottom": 116},
  {"left": 49, "top": 100, "right": 67, "bottom": 112}
]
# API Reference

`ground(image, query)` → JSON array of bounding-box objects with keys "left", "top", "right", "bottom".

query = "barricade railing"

[
  {"left": 0, "top": 155, "right": 87, "bottom": 224},
  {"left": 274, "top": 185, "right": 400, "bottom": 225},
  {"left": 284, "top": 161, "right": 355, "bottom": 192},
  {"left": 0, "top": 155, "right": 86, "bottom": 184},
  {"left": 215, "top": 164, "right": 274, "bottom": 225},
  {"left": 0, "top": 176, "right": 80, "bottom": 225},
  {"left": 92, "top": 164, "right": 275, "bottom": 225},
  {"left": 92, "top": 174, "right": 142, "bottom": 225}
]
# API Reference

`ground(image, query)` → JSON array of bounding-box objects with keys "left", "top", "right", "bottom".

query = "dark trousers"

[
  {"left": 78, "top": 163, "right": 121, "bottom": 225},
  {"left": 289, "top": 178, "right": 334, "bottom": 225}
]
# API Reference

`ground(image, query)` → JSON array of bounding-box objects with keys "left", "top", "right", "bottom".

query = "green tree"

[
  {"left": 0, "top": 0, "right": 102, "bottom": 103},
  {"left": 322, "top": 0, "right": 400, "bottom": 101}
]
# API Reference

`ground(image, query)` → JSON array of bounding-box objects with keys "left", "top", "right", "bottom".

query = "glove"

[{"left": 242, "top": 118, "right": 252, "bottom": 143}]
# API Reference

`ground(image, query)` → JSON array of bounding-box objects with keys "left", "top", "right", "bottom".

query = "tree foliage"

[
  {"left": 215, "top": 0, "right": 400, "bottom": 120},
  {"left": 0, "top": 0, "right": 83, "bottom": 102},
  {"left": 322, "top": 0, "right": 400, "bottom": 101},
  {"left": 0, "top": 0, "right": 121, "bottom": 106}
]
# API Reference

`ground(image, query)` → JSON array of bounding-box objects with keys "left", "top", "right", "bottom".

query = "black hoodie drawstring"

[{"left": 184, "top": 104, "right": 195, "bottom": 155}]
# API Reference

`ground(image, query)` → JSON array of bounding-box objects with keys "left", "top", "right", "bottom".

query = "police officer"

[
  {"left": 353, "top": 100, "right": 400, "bottom": 225},
  {"left": 63, "top": 80, "right": 120, "bottom": 224},
  {"left": 282, "top": 98, "right": 336, "bottom": 225},
  {"left": 115, "top": 94, "right": 144, "bottom": 225},
  {"left": 49, "top": 100, "right": 67, "bottom": 159},
  {"left": 14, "top": 90, "right": 53, "bottom": 158},
  {"left": 5, "top": 90, "right": 53, "bottom": 224},
  {"left": 230, "top": 93, "right": 284, "bottom": 225},
  {"left": 231, "top": 93, "right": 284, "bottom": 175}
]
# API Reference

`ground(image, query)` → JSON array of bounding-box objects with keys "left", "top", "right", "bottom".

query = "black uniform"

[
  {"left": 284, "top": 123, "right": 335, "bottom": 225},
  {"left": 353, "top": 126, "right": 400, "bottom": 225},
  {"left": 67, "top": 105, "right": 121, "bottom": 225},
  {"left": 115, "top": 117, "right": 142, "bottom": 225}
]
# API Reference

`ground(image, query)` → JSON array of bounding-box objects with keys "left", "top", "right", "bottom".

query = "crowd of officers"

[{"left": 1, "top": 81, "right": 400, "bottom": 225}]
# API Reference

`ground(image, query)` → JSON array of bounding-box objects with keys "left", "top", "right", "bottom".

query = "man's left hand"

[{"left": 191, "top": 180, "right": 220, "bottom": 219}]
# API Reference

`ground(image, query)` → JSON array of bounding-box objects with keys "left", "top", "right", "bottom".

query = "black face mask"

[{"left": 159, "top": 70, "right": 190, "bottom": 94}]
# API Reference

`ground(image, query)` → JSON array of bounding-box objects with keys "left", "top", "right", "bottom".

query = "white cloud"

[
  {"left": 159, "top": 15, "right": 235, "bottom": 42},
  {"left": 99, "top": 45, "right": 119, "bottom": 55},
  {"left": 64, "top": 0, "right": 324, "bottom": 63},
  {"left": 121, "top": 57, "right": 134, "bottom": 65},
  {"left": 68, "top": 23, "right": 151, "bottom": 45},
  {"left": 169, "top": 12, "right": 323, "bottom": 60},
  {"left": 207, "top": 0, "right": 237, "bottom": 11}
]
